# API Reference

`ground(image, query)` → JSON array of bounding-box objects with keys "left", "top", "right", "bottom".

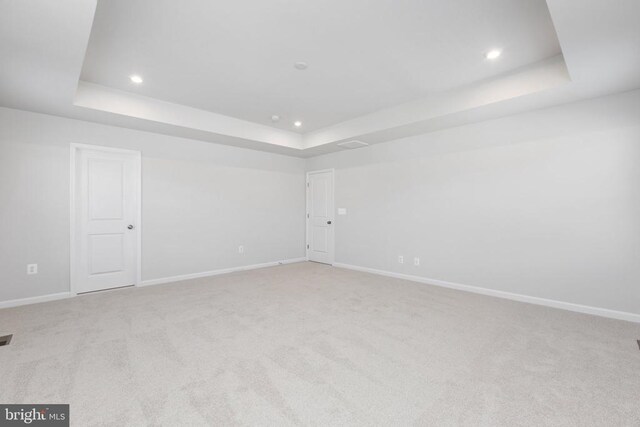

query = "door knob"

[
  {"left": 127, "top": 224, "right": 134, "bottom": 230},
  {"left": 327, "top": 221, "right": 332, "bottom": 225}
]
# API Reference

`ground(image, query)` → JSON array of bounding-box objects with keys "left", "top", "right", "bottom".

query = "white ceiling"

[
  {"left": 1, "top": 0, "right": 639, "bottom": 157},
  {"left": 81, "top": 0, "right": 561, "bottom": 132}
]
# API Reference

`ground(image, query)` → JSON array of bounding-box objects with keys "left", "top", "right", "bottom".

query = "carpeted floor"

[{"left": 0, "top": 261, "right": 638, "bottom": 426}]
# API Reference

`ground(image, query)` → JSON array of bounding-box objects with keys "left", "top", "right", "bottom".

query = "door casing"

[
  {"left": 306, "top": 168, "right": 335, "bottom": 265},
  {"left": 70, "top": 143, "right": 142, "bottom": 295}
]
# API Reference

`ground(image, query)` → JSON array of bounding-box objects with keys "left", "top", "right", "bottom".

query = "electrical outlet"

[
  {"left": 27, "top": 264, "right": 38, "bottom": 275},
  {"left": 398, "top": 255, "right": 404, "bottom": 264},
  {"left": 414, "top": 257, "right": 420, "bottom": 266},
  {"left": 238, "top": 245, "right": 244, "bottom": 254}
]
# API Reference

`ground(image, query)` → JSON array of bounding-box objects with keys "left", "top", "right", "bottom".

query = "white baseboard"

[
  {"left": 333, "top": 263, "right": 640, "bottom": 323},
  {"left": 0, "top": 258, "right": 308, "bottom": 310},
  {"left": 140, "top": 257, "right": 308, "bottom": 287},
  {"left": 0, "top": 292, "right": 73, "bottom": 309},
  {"left": 9, "top": 260, "right": 633, "bottom": 323}
]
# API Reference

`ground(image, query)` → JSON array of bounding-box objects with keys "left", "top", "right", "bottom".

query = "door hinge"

[
  {"left": 307, "top": 213, "right": 309, "bottom": 218},
  {"left": 307, "top": 182, "right": 309, "bottom": 187},
  {"left": 307, "top": 244, "right": 309, "bottom": 249}
]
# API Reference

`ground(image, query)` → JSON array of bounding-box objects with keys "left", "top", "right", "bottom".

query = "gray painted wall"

[
  {"left": 0, "top": 108, "right": 306, "bottom": 302},
  {"left": 306, "top": 90, "right": 640, "bottom": 315},
  {"left": 2, "top": 90, "right": 639, "bottom": 316}
]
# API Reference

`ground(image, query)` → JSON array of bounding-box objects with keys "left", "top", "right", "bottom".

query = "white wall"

[
  {"left": 0, "top": 108, "right": 306, "bottom": 303},
  {"left": 306, "top": 90, "right": 640, "bottom": 316}
]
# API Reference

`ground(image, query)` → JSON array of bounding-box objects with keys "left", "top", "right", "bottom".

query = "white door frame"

[
  {"left": 69, "top": 143, "right": 142, "bottom": 295},
  {"left": 306, "top": 168, "right": 335, "bottom": 264}
]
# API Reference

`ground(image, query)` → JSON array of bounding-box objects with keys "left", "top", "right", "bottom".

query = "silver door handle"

[{"left": 127, "top": 224, "right": 134, "bottom": 230}]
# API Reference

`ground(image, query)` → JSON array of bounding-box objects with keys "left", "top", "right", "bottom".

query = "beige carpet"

[{"left": 0, "top": 262, "right": 638, "bottom": 426}]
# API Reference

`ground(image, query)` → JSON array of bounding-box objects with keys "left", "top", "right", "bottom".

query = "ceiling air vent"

[{"left": 337, "top": 140, "right": 369, "bottom": 150}]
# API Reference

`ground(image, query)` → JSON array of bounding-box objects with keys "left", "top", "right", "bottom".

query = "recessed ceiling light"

[
  {"left": 485, "top": 49, "right": 502, "bottom": 60},
  {"left": 294, "top": 62, "right": 308, "bottom": 70},
  {"left": 129, "top": 74, "right": 143, "bottom": 84},
  {"left": 294, "top": 121, "right": 302, "bottom": 127},
  {"left": 271, "top": 115, "right": 280, "bottom": 122}
]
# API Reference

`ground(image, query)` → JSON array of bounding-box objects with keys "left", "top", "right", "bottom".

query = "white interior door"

[
  {"left": 72, "top": 145, "right": 141, "bottom": 294},
  {"left": 307, "top": 169, "right": 334, "bottom": 264}
]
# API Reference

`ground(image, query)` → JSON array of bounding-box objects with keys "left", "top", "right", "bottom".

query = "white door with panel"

[
  {"left": 307, "top": 169, "right": 334, "bottom": 264},
  {"left": 73, "top": 145, "right": 141, "bottom": 294}
]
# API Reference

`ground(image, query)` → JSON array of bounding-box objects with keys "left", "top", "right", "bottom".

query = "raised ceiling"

[
  {"left": 1, "top": 0, "right": 639, "bottom": 157},
  {"left": 81, "top": 0, "right": 561, "bottom": 132}
]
